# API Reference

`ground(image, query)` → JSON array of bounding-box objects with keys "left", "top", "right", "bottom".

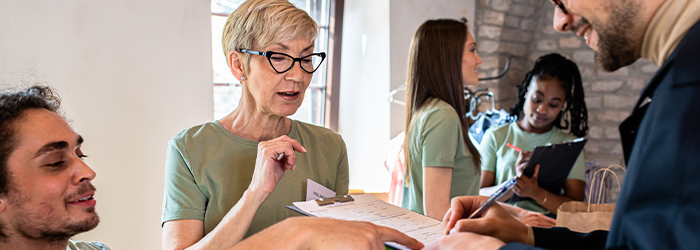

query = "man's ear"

[
  {"left": 228, "top": 51, "right": 246, "bottom": 81},
  {"left": 0, "top": 197, "right": 7, "bottom": 215}
]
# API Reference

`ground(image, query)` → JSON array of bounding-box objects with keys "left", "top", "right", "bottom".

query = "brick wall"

[
  {"left": 474, "top": 0, "right": 542, "bottom": 110},
  {"left": 474, "top": 1, "right": 658, "bottom": 166}
]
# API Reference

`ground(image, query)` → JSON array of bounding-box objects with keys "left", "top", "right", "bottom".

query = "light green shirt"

[
  {"left": 402, "top": 99, "right": 480, "bottom": 215},
  {"left": 67, "top": 240, "right": 110, "bottom": 250},
  {"left": 479, "top": 122, "right": 585, "bottom": 213},
  {"left": 161, "top": 120, "right": 349, "bottom": 238}
]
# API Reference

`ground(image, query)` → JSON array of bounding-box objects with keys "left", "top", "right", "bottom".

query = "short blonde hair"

[{"left": 222, "top": 0, "right": 319, "bottom": 74}]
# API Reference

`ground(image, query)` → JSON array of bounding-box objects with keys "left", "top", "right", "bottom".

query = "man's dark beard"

[
  {"left": 7, "top": 183, "right": 100, "bottom": 242},
  {"left": 40, "top": 183, "right": 101, "bottom": 242},
  {"left": 594, "top": 1, "right": 642, "bottom": 71},
  {"left": 39, "top": 209, "right": 100, "bottom": 243}
]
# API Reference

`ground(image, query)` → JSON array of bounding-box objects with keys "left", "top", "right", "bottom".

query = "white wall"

[
  {"left": 339, "top": 0, "right": 392, "bottom": 192},
  {"left": 0, "top": 1, "right": 212, "bottom": 249},
  {"left": 339, "top": 0, "right": 475, "bottom": 192}
]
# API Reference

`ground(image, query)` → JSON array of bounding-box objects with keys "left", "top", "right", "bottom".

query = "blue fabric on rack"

[{"left": 468, "top": 109, "right": 511, "bottom": 144}]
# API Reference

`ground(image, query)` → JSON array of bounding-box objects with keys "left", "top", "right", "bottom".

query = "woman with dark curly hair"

[{"left": 479, "top": 53, "right": 589, "bottom": 215}]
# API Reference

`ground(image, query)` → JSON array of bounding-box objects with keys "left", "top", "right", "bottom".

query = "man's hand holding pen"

[{"left": 437, "top": 196, "right": 529, "bottom": 248}]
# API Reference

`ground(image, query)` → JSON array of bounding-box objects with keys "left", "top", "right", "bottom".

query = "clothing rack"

[
  {"left": 387, "top": 83, "right": 406, "bottom": 106},
  {"left": 465, "top": 88, "right": 496, "bottom": 120}
]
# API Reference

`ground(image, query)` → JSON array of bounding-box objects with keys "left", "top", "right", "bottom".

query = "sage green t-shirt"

[
  {"left": 67, "top": 240, "right": 110, "bottom": 250},
  {"left": 479, "top": 122, "right": 585, "bottom": 213},
  {"left": 161, "top": 120, "right": 349, "bottom": 238},
  {"left": 402, "top": 99, "right": 480, "bottom": 215}
]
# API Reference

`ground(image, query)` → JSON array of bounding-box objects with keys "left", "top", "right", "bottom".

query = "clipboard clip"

[
  {"left": 315, "top": 195, "right": 355, "bottom": 206},
  {"left": 565, "top": 138, "right": 586, "bottom": 147}
]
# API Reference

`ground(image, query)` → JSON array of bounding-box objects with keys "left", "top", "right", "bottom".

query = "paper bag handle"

[{"left": 587, "top": 164, "right": 626, "bottom": 212}]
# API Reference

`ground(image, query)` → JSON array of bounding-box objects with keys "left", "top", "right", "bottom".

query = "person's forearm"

[
  {"left": 530, "top": 188, "right": 573, "bottom": 215},
  {"left": 425, "top": 202, "right": 451, "bottom": 220},
  {"left": 231, "top": 218, "right": 309, "bottom": 250},
  {"left": 423, "top": 167, "right": 453, "bottom": 220},
  {"left": 499, "top": 202, "right": 527, "bottom": 218},
  {"left": 186, "top": 189, "right": 269, "bottom": 250}
]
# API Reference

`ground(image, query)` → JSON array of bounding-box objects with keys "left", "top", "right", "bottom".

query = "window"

[{"left": 211, "top": 0, "right": 331, "bottom": 125}]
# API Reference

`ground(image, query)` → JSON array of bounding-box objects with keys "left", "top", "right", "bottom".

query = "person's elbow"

[{"left": 162, "top": 220, "right": 204, "bottom": 250}]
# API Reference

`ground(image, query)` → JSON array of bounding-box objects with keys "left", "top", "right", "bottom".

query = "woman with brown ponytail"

[{"left": 401, "top": 18, "right": 483, "bottom": 220}]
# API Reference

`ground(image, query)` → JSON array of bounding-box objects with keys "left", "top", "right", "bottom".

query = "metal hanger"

[{"left": 388, "top": 53, "right": 512, "bottom": 106}]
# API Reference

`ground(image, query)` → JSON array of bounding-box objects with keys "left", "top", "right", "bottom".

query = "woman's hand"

[
  {"left": 297, "top": 218, "right": 424, "bottom": 250},
  {"left": 514, "top": 151, "right": 544, "bottom": 199},
  {"left": 514, "top": 164, "right": 543, "bottom": 199},
  {"left": 249, "top": 135, "right": 306, "bottom": 195},
  {"left": 500, "top": 202, "right": 556, "bottom": 228},
  {"left": 166, "top": 136, "right": 307, "bottom": 250},
  {"left": 515, "top": 151, "right": 532, "bottom": 176},
  {"left": 517, "top": 211, "right": 556, "bottom": 228}
]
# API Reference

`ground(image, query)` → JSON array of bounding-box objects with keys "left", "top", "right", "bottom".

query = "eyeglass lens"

[{"left": 269, "top": 53, "right": 324, "bottom": 73}]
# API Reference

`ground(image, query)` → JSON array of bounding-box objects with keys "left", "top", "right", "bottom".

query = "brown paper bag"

[
  {"left": 555, "top": 201, "right": 616, "bottom": 233},
  {"left": 555, "top": 165, "right": 625, "bottom": 233}
]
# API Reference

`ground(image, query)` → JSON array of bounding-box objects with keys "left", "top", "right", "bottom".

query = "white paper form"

[{"left": 292, "top": 194, "right": 443, "bottom": 248}]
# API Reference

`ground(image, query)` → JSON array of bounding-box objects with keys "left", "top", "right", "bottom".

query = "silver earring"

[{"left": 240, "top": 76, "right": 245, "bottom": 81}]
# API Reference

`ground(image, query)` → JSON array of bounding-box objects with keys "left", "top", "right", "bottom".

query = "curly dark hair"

[
  {"left": 0, "top": 85, "right": 62, "bottom": 197},
  {"left": 509, "top": 53, "right": 589, "bottom": 137}
]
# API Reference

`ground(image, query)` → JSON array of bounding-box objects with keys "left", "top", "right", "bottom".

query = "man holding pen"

[{"left": 427, "top": 0, "right": 700, "bottom": 249}]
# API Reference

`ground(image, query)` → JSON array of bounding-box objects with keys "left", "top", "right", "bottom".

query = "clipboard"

[
  {"left": 287, "top": 194, "right": 442, "bottom": 250},
  {"left": 510, "top": 138, "right": 587, "bottom": 203},
  {"left": 285, "top": 195, "right": 355, "bottom": 216}
]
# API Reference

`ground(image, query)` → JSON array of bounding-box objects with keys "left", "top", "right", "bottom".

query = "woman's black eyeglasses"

[{"left": 238, "top": 49, "right": 326, "bottom": 74}]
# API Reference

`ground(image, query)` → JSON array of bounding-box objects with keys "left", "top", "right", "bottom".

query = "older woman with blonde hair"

[{"left": 161, "top": 0, "right": 348, "bottom": 249}]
